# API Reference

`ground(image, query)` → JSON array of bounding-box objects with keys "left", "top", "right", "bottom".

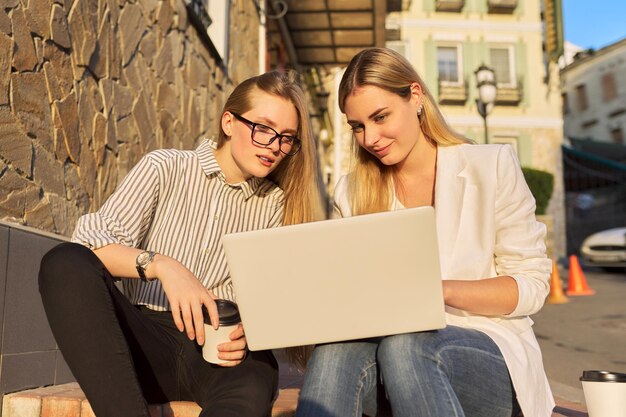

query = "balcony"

[
  {"left": 487, "top": 0, "right": 518, "bottom": 14},
  {"left": 438, "top": 80, "right": 468, "bottom": 105},
  {"left": 435, "top": 0, "right": 465, "bottom": 12},
  {"left": 495, "top": 80, "right": 523, "bottom": 105}
]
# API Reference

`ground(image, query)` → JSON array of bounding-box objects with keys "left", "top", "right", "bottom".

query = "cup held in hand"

[{"left": 202, "top": 299, "right": 241, "bottom": 364}]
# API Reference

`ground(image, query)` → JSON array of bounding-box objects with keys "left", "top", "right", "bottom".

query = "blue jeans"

[{"left": 297, "top": 326, "right": 521, "bottom": 417}]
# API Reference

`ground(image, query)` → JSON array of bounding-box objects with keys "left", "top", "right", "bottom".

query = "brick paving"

[{"left": 2, "top": 354, "right": 587, "bottom": 417}]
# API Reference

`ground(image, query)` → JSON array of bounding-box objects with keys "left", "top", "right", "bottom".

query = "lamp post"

[{"left": 475, "top": 64, "right": 497, "bottom": 144}]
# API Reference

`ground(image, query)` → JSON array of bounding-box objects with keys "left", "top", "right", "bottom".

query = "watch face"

[{"left": 137, "top": 251, "right": 151, "bottom": 266}]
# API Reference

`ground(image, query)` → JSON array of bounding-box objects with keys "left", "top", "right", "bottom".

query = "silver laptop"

[{"left": 222, "top": 206, "right": 446, "bottom": 351}]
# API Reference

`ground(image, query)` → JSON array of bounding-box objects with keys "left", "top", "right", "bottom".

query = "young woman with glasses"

[
  {"left": 296, "top": 48, "right": 554, "bottom": 417},
  {"left": 38, "top": 70, "right": 325, "bottom": 417}
]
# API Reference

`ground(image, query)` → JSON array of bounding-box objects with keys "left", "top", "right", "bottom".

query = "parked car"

[{"left": 580, "top": 227, "right": 626, "bottom": 269}]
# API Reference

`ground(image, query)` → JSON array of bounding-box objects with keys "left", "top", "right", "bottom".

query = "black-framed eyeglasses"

[{"left": 231, "top": 112, "right": 302, "bottom": 156}]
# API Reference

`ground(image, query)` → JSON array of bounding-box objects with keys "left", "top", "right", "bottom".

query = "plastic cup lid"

[
  {"left": 203, "top": 299, "right": 241, "bottom": 326},
  {"left": 580, "top": 370, "right": 626, "bottom": 382}
]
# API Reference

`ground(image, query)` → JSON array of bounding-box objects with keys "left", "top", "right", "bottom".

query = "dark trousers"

[{"left": 39, "top": 242, "right": 278, "bottom": 417}]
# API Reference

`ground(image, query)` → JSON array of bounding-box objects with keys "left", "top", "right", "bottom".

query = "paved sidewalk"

[{"left": 533, "top": 265, "right": 626, "bottom": 406}]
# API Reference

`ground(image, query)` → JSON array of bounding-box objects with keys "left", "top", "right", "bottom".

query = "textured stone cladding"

[{"left": 0, "top": 0, "right": 259, "bottom": 236}]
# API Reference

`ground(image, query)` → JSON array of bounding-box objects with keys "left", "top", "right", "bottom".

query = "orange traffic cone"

[
  {"left": 547, "top": 259, "right": 569, "bottom": 304},
  {"left": 566, "top": 255, "right": 595, "bottom": 296}
]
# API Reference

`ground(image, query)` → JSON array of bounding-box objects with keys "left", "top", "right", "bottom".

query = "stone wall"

[{"left": 0, "top": 0, "right": 260, "bottom": 237}]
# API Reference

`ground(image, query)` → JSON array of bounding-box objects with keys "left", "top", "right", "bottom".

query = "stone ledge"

[
  {"left": 2, "top": 381, "right": 588, "bottom": 417},
  {"left": 2, "top": 383, "right": 299, "bottom": 417}
]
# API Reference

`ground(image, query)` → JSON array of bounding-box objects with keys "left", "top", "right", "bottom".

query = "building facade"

[
  {"left": 561, "top": 37, "right": 626, "bottom": 145},
  {"left": 379, "top": 0, "right": 567, "bottom": 257}
]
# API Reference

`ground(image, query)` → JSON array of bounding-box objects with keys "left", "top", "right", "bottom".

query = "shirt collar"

[{"left": 196, "top": 139, "right": 264, "bottom": 200}]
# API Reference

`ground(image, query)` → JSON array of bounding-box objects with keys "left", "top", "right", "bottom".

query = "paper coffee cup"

[
  {"left": 580, "top": 370, "right": 626, "bottom": 417},
  {"left": 202, "top": 299, "right": 241, "bottom": 364}
]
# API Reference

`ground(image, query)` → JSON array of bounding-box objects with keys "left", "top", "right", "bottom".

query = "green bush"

[{"left": 522, "top": 167, "right": 554, "bottom": 215}]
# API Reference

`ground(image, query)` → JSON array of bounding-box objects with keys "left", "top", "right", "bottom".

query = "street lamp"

[{"left": 475, "top": 64, "right": 497, "bottom": 144}]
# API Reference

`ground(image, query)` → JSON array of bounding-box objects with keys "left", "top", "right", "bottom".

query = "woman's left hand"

[{"left": 216, "top": 323, "right": 248, "bottom": 367}]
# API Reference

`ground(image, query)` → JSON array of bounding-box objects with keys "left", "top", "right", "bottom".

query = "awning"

[{"left": 268, "top": 0, "right": 408, "bottom": 67}]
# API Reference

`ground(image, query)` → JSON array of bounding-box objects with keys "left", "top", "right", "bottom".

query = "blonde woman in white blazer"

[{"left": 296, "top": 48, "right": 554, "bottom": 417}]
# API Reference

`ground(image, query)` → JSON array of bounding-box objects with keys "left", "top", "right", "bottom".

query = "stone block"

[
  {"left": 43, "top": 42, "right": 74, "bottom": 100},
  {"left": 67, "top": 0, "right": 98, "bottom": 67},
  {"left": 119, "top": 2, "right": 146, "bottom": 66},
  {"left": 50, "top": 4, "right": 71, "bottom": 49},
  {"left": 88, "top": 9, "right": 109, "bottom": 79},
  {"left": 80, "top": 400, "right": 96, "bottom": 417},
  {"left": 12, "top": 7, "right": 37, "bottom": 71},
  {"left": 106, "top": 113, "right": 117, "bottom": 152},
  {"left": 156, "top": 80, "right": 179, "bottom": 117},
  {"left": 92, "top": 112, "right": 107, "bottom": 165},
  {"left": 140, "top": 29, "right": 157, "bottom": 66},
  {"left": 10, "top": 71, "right": 53, "bottom": 144},
  {"left": 115, "top": 113, "right": 139, "bottom": 145},
  {"left": 133, "top": 90, "right": 157, "bottom": 150},
  {"left": 77, "top": 86, "right": 95, "bottom": 144},
  {"left": 112, "top": 82, "right": 134, "bottom": 120},
  {"left": 0, "top": 108, "right": 33, "bottom": 176},
  {"left": 0, "top": 8, "right": 11, "bottom": 36},
  {"left": 24, "top": 0, "right": 52, "bottom": 39},
  {"left": 54, "top": 91, "right": 80, "bottom": 164},
  {"left": 157, "top": 0, "right": 174, "bottom": 32},
  {"left": 33, "top": 143, "right": 65, "bottom": 196},
  {"left": 77, "top": 138, "right": 97, "bottom": 203},
  {"left": 155, "top": 39, "right": 174, "bottom": 84},
  {"left": 43, "top": 62, "right": 63, "bottom": 104},
  {"left": 0, "top": 32, "right": 11, "bottom": 105},
  {"left": 100, "top": 77, "right": 114, "bottom": 118},
  {"left": 98, "top": 148, "right": 118, "bottom": 202},
  {"left": 53, "top": 105, "right": 70, "bottom": 162},
  {"left": 3, "top": 0, "right": 20, "bottom": 9},
  {"left": 0, "top": 168, "right": 41, "bottom": 219},
  {"left": 48, "top": 193, "right": 80, "bottom": 237},
  {"left": 2, "top": 393, "right": 41, "bottom": 417},
  {"left": 24, "top": 198, "right": 56, "bottom": 231},
  {"left": 41, "top": 395, "right": 81, "bottom": 417},
  {"left": 162, "top": 402, "right": 201, "bottom": 417}
]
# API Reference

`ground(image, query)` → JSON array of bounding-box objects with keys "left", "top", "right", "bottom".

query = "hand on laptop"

[{"left": 216, "top": 323, "right": 248, "bottom": 367}]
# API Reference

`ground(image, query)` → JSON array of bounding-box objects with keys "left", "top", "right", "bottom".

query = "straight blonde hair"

[
  {"left": 217, "top": 70, "right": 324, "bottom": 368},
  {"left": 338, "top": 47, "right": 472, "bottom": 215},
  {"left": 217, "top": 70, "right": 326, "bottom": 225}
]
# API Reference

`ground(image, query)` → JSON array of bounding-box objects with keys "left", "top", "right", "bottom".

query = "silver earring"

[{"left": 417, "top": 105, "right": 423, "bottom": 116}]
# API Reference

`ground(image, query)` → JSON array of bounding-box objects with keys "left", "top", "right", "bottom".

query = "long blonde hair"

[
  {"left": 218, "top": 70, "right": 323, "bottom": 368},
  {"left": 338, "top": 47, "right": 471, "bottom": 215},
  {"left": 217, "top": 70, "right": 325, "bottom": 225}
]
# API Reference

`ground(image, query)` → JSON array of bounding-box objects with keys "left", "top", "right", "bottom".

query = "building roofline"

[{"left": 560, "top": 36, "right": 626, "bottom": 74}]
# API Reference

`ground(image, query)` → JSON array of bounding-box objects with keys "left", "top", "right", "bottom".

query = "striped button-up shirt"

[{"left": 72, "top": 139, "right": 284, "bottom": 310}]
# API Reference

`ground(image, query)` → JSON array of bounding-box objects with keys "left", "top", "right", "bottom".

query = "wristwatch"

[{"left": 136, "top": 250, "right": 156, "bottom": 282}]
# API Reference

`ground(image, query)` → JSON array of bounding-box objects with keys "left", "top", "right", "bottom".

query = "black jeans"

[{"left": 39, "top": 242, "right": 278, "bottom": 417}]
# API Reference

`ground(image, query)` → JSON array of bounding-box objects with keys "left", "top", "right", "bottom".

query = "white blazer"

[{"left": 334, "top": 144, "right": 555, "bottom": 417}]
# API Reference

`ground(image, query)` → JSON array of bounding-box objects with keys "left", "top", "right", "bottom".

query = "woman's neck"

[
  {"left": 392, "top": 136, "right": 438, "bottom": 208},
  {"left": 393, "top": 135, "right": 437, "bottom": 181}
]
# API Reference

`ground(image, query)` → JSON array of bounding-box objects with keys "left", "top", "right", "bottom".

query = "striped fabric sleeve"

[{"left": 72, "top": 154, "right": 161, "bottom": 249}]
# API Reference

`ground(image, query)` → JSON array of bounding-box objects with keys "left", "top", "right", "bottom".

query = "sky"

[{"left": 562, "top": 0, "right": 626, "bottom": 50}]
